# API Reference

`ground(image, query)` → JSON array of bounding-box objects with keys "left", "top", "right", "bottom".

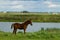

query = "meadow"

[
  {"left": 0, "top": 12, "right": 60, "bottom": 22},
  {"left": 0, "top": 28, "right": 60, "bottom": 40},
  {"left": 0, "top": 12, "right": 60, "bottom": 40}
]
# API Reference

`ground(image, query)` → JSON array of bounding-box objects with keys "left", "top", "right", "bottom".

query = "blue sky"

[{"left": 0, "top": 0, "right": 60, "bottom": 12}]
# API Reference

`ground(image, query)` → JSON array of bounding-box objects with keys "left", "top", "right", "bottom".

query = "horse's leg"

[
  {"left": 14, "top": 29, "right": 17, "bottom": 34},
  {"left": 13, "top": 29, "right": 15, "bottom": 34},
  {"left": 24, "top": 28, "right": 26, "bottom": 34},
  {"left": 13, "top": 28, "right": 17, "bottom": 34}
]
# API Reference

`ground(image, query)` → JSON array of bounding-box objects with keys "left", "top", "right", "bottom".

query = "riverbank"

[
  {"left": 0, "top": 12, "right": 60, "bottom": 22},
  {"left": 0, "top": 28, "right": 60, "bottom": 40}
]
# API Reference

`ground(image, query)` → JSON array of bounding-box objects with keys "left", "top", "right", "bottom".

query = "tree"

[{"left": 22, "top": 11, "right": 29, "bottom": 13}]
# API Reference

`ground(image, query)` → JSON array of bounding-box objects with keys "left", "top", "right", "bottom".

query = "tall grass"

[
  {"left": 0, "top": 28, "right": 60, "bottom": 40},
  {"left": 0, "top": 14, "right": 60, "bottom": 22}
]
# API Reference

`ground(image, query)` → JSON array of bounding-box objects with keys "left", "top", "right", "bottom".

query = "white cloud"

[
  {"left": 11, "top": 1, "right": 18, "bottom": 5},
  {"left": 48, "top": 4, "right": 57, "bottom": 8},
  {"left": 11, "top": 1, "right": 20, "bottom": 5},
  {"left": 11, "top": 5, "right": 24, "bottom": 9},
  {"left": 0, "top": 1, "right": 21, "bottom": 5},
  {"left": 44, "top": 1, "right": 51, "bottom": 4},
  {"left": 0, "top": 1, "right": 24, "bottom": 9},
  {"left": 44, "top": 1, "right": 60, "bottom": 8},
  {"left": 10, "top": 1, "right": 24, "bottom": 9}
]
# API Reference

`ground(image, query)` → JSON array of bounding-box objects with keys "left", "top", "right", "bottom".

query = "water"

[{"left": 0, "top": 22, "right": 60, "bottom": 32}]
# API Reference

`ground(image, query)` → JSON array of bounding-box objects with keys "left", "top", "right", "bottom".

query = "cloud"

[
  {"left": 48, "top": 4, "right": 58, "bottom": 8},
  {"left": 11, "top": 1, "right": 18, "bottom": 5},
  {"left": 0, "top": 1, "right": 24, "bottom": 8},
  {"left": 0, "top": 1, "right": 60, "bottom": 12},
  {"left": 11, "top": 5, "right": 24, "bottom": 9},
  {"left": 0, "top": 1, "right": 40, "bottom": 12},
  {"left": 0, "top": 0, "right": 40, "bottom": 1},
  {"left": 44, "top": 1, "right": 60, "bottom": 8}
]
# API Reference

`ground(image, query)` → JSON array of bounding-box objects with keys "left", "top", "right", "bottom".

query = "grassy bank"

[
  {"left": 0, "top": 12, "right": 60, "bottom": 22},
  {"left": 0, "top": 28, "right": 60, "bottom": 40}
]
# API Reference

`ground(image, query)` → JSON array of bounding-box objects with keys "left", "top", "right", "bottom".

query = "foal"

[{"left": 11, "top": 19, "right": 32, "bottom": 34}]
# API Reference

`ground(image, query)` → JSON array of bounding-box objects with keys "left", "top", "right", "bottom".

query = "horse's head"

[{"left": 27, "top": 19, "right": 32, "bottom": 26}]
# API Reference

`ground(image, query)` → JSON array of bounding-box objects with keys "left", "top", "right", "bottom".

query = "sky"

[{"left": 0, "top": 0, "right": 60, "bottom": 12}]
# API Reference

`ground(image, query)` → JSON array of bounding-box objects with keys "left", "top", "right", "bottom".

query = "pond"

[{"left": 0, "top": 22, "right": 60, "bottom": 32}]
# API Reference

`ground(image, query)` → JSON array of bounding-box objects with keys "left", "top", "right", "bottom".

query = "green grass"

[
  {"left": 0, "top": 28, "right": 60, "bottom": 40},
  {"left": 0, "top": 12, "right": 60, "bottom": 22}
]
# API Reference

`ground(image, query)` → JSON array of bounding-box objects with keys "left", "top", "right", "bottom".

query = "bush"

[{"left": 22, "top": 11, "right": 29, "bottom": 13}]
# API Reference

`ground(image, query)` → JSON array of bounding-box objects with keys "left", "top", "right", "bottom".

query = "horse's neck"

[{"left": 23, "top": 21, "right": 29, "bottom": 26}]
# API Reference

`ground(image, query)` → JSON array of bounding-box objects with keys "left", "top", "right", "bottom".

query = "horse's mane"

[{"left": 24, "top": 19, "right": 31, "bottom": 23}]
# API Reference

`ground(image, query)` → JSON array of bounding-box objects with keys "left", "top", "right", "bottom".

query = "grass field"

[
  {"left": 0, "top": 28, "right": 60, "bottom": 40},
  {"left": 0, "top": 12, "right": 60, "bottom": 22},
  {"left": 0, "top": 12, "right": 60, "bottom": 40}
]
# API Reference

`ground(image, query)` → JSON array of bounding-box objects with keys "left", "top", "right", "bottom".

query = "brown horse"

[{"left": 11, "top": 19, "right": 32, "bottom": 34}]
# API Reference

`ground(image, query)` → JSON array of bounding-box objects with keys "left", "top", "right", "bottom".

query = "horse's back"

[{"left": 13, "top": 23, "right": 24, "bottom": 29}]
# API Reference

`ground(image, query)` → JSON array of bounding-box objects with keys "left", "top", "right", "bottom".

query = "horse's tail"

[{"left": 11, "top": 24, "right": 14, "bottom": 29}]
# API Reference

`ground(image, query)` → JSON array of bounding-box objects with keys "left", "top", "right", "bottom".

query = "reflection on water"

[{"left": 0, "top": 22, "right": 60, "bottom": 32}]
